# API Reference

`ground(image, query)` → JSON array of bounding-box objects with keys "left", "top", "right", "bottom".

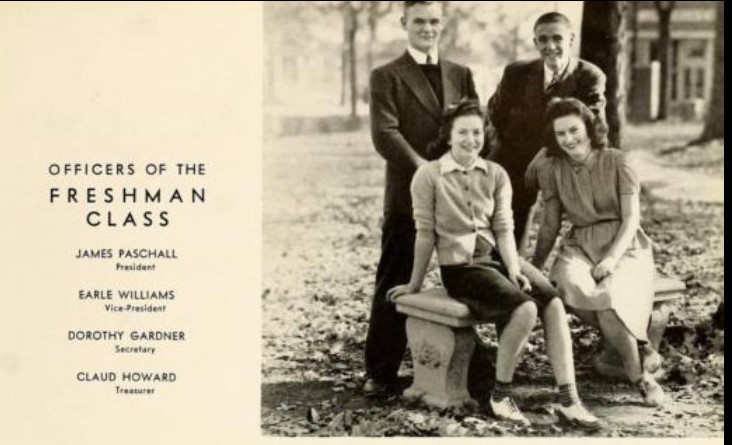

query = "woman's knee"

[
  {"left": 564, "top": 278, "right": 596, "bottom": 299},
  {"left": 509, "top": 301, "right": 538, "bottom": 328},
  {"left": 598, "top": 311, "right": 631, "bottom": 339},
  {"left": 543, "top": 297, "right": 566, "bottom": 317}
]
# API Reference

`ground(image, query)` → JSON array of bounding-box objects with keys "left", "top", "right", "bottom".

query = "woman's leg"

[
  {"left": 596, "top": 310, "right": 642, "bottom": 382},
  {"left": 597, "top": 310, "right": 665, "bottom": 406},
  {"left": 519, "top": 259, "right": 600, "bottom": 427},
  {"left": 491, "top": 300, "right": 536, "bottom": 426},
  {"left": 495, "top": 301, "right": 537, "bottom": 382},
  {"left": 518, "top": 258, "right": 576, "bottom": 385},
  {"left": 543, "top": 298, "right": 601, "bottom": 427},
  {"left": 542, "top": 298, "right": 574, "bottom": 385}
]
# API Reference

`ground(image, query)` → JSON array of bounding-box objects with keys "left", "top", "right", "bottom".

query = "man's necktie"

[
  {"left": 426, "top": 54, "right": 433, "bottom": 65},
  {"left": 546, "top": 70, "right": 560, "bottom": 91}
]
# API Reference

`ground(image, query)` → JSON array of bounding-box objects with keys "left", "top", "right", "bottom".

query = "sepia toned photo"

[{"left": 262, "top": 1, "right": 724, "bottom": 439}]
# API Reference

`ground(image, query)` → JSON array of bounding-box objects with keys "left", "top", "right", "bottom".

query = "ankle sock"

[
  {"left": 559, "top": 383, "right": 580, "bottom": 407},
  {"left": 492, "top": 380, "right": 513, "bottom": 401}
]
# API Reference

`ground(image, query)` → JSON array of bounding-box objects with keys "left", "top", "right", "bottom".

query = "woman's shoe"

[
  {"left": 490, "top": 396, "right": 531, "bottom": 426},
  {"left": 556, "top": 403, "right": 603, "bottom": 430},
  {"left": 636, "top": 373, "right": 665, "bottom": 407}
]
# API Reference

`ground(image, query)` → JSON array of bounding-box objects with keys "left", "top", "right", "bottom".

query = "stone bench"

[{"left": 395, "top": 277, "right": 685, "bottom": 409}]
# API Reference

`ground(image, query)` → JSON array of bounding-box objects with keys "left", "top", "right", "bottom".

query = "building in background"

[{"left": 629, "top": 1, "right": 718, "bottom": 121}]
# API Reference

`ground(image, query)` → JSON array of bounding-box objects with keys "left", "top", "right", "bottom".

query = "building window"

[
  {"left": 671, "top": 72, "right": 678, "bottom": 101},
  {"left": 696, "top": 68, "right": 705, "bottom": 99},
  {"left": 684, "top": 68, "right": 692, "bottom": 100},
  {"left": 686, "top": 40, "right": 706, "bottom": 59}
]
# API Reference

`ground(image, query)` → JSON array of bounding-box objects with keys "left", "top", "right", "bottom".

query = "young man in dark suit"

[
  {"left": 486, "top": 12, "right": 607, "bottom": 252},
  {"left": 364, "top": 1, "right": 492, "bottom": 397}
]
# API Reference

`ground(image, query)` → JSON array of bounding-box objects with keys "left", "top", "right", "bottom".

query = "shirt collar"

[
  {"left": 544, "top": 57, "right": 571, "bottom": 86},
  {"left": 407, "top": 45, "right": 439, "bottom": 65},
  {"left": 438, "top": 151, "right": 488, "bottom": 175},
  {"left": 567, "top": 147, "right": 598, "bottom": 172}
]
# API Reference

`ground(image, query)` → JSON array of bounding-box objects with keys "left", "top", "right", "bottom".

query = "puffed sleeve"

[
  {"left": 411, "top": 163, "right": 436, "bottom": 244},
  {"left": 491, "top": 166, "right": 515, "bottom": 236},
  {"left": 615, "top": 150, "right": 640, "bottom": 195},
  {"left": 536, "top": 157, "right": 559, "bottom": 202}
]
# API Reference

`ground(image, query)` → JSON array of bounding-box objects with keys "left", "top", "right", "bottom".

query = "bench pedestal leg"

[
  {"left": 647, "top": 300, "right": 674, "bottom": 351},
  {"left": 403, "top": 317, "right": 478, "bottom": 409}
]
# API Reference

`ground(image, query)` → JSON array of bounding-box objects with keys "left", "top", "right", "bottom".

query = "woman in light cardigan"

[{"left": 387, "top": 100, "right": 598, "bottom": 429}]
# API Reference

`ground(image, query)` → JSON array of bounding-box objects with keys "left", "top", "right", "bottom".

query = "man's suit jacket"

[
  {"left": 487, "top": 58, "right": 606, "bottom": 175},
  {"left": 370, "top": 52, "right": 478, "bottom": 217}
]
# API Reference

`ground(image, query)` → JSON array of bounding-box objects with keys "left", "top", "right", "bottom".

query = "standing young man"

[
  {"left": 486, "top": 12, "right": 607, "bottom": 251},
  {"left": 364, "top": 1, "right": 492, "bottom": 396}
]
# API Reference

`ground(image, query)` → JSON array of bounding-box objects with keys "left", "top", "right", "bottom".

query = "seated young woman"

[
  {"left": 531, "top": 98, "right": 665, "bottom": 407},
  {"left": 387, "top": 99, "right": 599, "bottom": 428}
]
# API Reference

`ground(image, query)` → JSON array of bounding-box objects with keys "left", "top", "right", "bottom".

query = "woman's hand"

[
  {"left": 386, "top": 283, "right": 420, "bottom": 303},
  {"left": 592, "top": 256, "right": 618, "bottom": 281},
  {"left": 509, "top": 272, "right": 532, "bottom": 293}
]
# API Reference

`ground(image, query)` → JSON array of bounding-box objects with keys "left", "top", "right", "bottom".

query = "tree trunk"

[
  {"left": 699, "top": 1, "right": 724, "bottom": 142},
  {"left": 580, "top": 1, "right": 628, "bottom": 148},
  {"left": 340, "top": 10, "right": 348, "bottom": 106},
  {"left": 654, "top": 1, "right": 675, "bottom": 120},
  {"left": 348, "top": 13, "right": 358, "bottom": 118},
  {"left": 367, "top": 16, "right": 376, "bottom": 74},
  {"left": 629, "top": 1, "right": 639, "bottom": 70}
]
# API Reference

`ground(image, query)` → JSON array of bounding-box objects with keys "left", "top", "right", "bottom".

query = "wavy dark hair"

[
  {"left": 542, "top": 98, "right": 608, "bottom": 157},
  {"left": 429, "top": 98, "right": 485, "bottom": 158}
]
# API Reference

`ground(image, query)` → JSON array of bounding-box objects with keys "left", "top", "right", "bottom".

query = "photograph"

[{"left": 261, "top": 1, "right": 724, "bottom": 438}]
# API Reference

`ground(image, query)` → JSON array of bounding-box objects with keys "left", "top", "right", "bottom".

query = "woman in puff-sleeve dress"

[{"left": 531, "top": 98, "right": 665, "bottom": 407}]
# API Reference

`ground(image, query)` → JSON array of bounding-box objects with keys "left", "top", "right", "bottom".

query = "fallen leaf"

[{"left": 307, "top": 408, "right": 320, "bottom": 424}]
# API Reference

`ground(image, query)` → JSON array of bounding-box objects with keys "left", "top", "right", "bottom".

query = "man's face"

[
  {"left": 534, "top": 21, "right": 574, "bottom": 71},
  {"left": 401, "top": 3, "right": 443, "bottom": 53}
]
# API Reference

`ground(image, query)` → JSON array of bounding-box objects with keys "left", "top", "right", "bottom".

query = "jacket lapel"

[
  {"left": 527, "top": 60, "right": 546, "bottom": 101},
  {"left": 396, "top": 52, "right": 442, "bottom": 119}
]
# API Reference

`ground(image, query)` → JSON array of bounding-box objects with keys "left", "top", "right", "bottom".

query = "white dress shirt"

[{"left": 407, "top": 45, "right": 439, "bottom": 65}]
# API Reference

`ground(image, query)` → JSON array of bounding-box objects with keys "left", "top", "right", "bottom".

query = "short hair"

[
  {"left": 429, "top": 98, "right": 484, "bottom": 157},
  {"left": 543, "top": 98, "right": 608, "bottom": 157},
  {"left": 404, "top": 1, "right": 441, "bottom": 11},
  {"left": 534, "top": 12, "right": 572, "bottom": 31}
]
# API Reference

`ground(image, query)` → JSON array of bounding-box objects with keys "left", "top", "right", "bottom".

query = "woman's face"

[
  {"left": 449, "top": 114, "right": 484, "bottom": 164},
  {"left": 552, "top": 113, "right": 591, "bottom": 162}
]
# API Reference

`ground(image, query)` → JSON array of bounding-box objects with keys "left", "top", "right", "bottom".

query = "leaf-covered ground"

[{"left": 262, "top": 122, "right": 724, "bottom": 437}]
